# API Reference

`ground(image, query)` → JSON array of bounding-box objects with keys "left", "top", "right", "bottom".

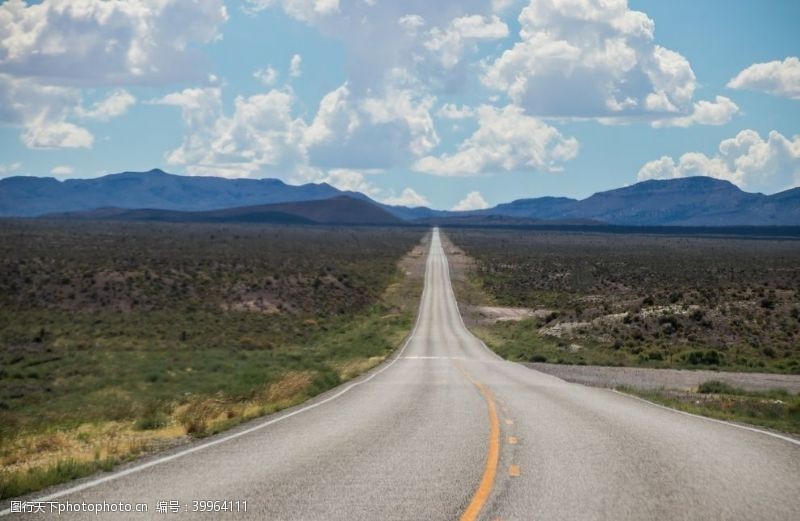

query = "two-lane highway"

[{"left": 4, "top": 228, "right": 799, "bottom": 520}]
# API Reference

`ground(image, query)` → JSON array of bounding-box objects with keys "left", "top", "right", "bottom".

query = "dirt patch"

[
  {"left": 526, "top": 363, "right": 800, "bottom": 394},
  {"left": 472, "top": 306, "right": 560, "bottom": 323},
  {"left": 222, "top": 296, "right": 281, "bottom": 314}
]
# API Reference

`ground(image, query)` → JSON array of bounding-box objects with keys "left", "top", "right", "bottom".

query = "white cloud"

[
  {"left": 728, "top": 57, "right": 800, "bottom": 100},
  {"left": 50, "top": 165, "right": 74, "bottom": 175},
  {"left": 452, "top": 191, "right": 489, "bottom": 211},
  {"left": 483, "top": 0, "right": 705, "bottom": 122},
  {"left": 247, "top": 1, "right": 504, "bottom": 90},
  {"left": 156, "top": 72, "right": 441, "bottom": 179},
  {"left": 424, "top": 14, "right": 508, "bottom": 69},
  {"left": 652, "top": 96, "right": 739, "bottom": 128},
  {"left": 0, "top": 162, "right": 22, "bottom": 175},
  {"left": 437, "top": 103, "right": 474, "bottom": 119},
  {"left": 22, "top": 121, "right": 94, "bottom": 149},
  {"left": 154, "top": 86, "right": 310, "bottom": 179},
  {"left": 0, "top": 0, "right": 228, "bottom": 86},
  {"left": 319, "top": 168, "right": 381, "bottom": 197},
  {"left": 398, "top": 14, "right": 426, "bottom": 34},
  {"left": 306, "top": 77, "right": 439, "bottom": 169},
  {"left": 383, "top": 188, "right": 431, "bottom": 207},
  {"left": 76, "top": 89, "right": 136, "bottom": 121},
  {"left": 0, "top": 0, "right": 227, "bottom": 148},
  {"left": 254, "top": 66, "right": 279, "bottom": 86},
  {"left": 290, "top": 54, "right": 303, "bottom": 78},
  {"left": 0, "top": 73, "right": 93, "bottom": 148},
  {"left": 240, "top": 2, "right": 523, "bottom": 173},
  {"left": 245, "top": 0, "right": 340, "bottom": 23},
  {"left": 414, "top": 104, "right": 578, "bottom": 176},
  {"left": 637, "top": 129, "right": 800, "bottom": 193}
]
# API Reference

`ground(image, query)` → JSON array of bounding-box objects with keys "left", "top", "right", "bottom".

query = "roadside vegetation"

[
  {"left": 619, "top": 380, "right": 800, "bottom": 435},
  {"left": 443, "top": 229, "right": 800, "bottom": 374},
  {"left": 0, "top": 220, "right": 426, "bottom": 499}
]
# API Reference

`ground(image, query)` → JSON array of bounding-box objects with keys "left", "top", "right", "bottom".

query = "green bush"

[
  {"left": 134, "top": 413, "right": 169, "bottom": 431},
  {"left": 683, "top": 349, "right": 722, "bottom": 366},
  {"left": 697, "top": 380, "right": 737, "bottom": 394}
]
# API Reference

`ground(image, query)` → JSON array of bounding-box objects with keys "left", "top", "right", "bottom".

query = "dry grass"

[
  {"left": 0, "top": 224, "right": 429, "bottom": 499},
  {"left": 333, "top": 357, "right": 386, "bottom": 381},
  {"left": 1, "top": 421, "right": 185, "bottom": 477}
]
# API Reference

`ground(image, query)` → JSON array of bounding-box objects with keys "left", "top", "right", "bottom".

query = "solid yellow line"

[{"left": 457, "top": 364, "right": 501, "bottom": 521}]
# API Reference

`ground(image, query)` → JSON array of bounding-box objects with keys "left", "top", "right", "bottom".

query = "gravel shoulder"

[{"left": 525, "top": 363, "right": 800, "bottom": 394}]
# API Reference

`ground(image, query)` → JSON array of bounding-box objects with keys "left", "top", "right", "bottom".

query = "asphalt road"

[{"left": 4, "top": 228, "right": 799, "bottom": 520}]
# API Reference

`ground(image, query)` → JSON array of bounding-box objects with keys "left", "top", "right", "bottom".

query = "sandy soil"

[
  {"left": 473, "top": 306, "right": 548, "bottom": 322},
  {"left": 525, "top": 363, "right": 800, "bottom": 394}
]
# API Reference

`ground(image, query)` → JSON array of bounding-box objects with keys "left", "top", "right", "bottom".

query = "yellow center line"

[{"left": 456, "top": 362, "right": 501, "bottom": 521}]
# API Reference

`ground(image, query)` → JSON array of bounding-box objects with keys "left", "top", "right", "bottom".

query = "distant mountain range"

[
  {"left": 0, "top": 169, "right": 357, "bottom": 217},
  {"left": 49, "top": 196, "right": 403, "bottom": 226},
  {"left": 1, "top": 168, "right": 798, "bottom": 226},
  {"left": 482, "top": 177, "right": 800, "bottom": 226}
]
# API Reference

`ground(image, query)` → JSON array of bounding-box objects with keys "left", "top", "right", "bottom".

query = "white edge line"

[
  {"left": 0, "top": 232, "right": 434, "bottom": 516},
  {"left": 438, "top": 229, "right": 800, "bottom": 449},
  {"left": 612, "top": 389, "right": 800, "bottom": 447},
  {"left": 438, "top": 229, "right": 507, "bottom": 365}
]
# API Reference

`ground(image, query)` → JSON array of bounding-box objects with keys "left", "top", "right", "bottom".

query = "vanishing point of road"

[{"left": 3, "top": 228, "right": 799, "bottom": 520}]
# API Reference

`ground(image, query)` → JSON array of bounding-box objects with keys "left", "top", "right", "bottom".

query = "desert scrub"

[
  {"left": 618, "top": 381, "right": 800, "bottom": 435},
  {"left": 0, "top": 221, "right": 427, "bottom": 498},
  {"left": 445, "top": 228, "right": 800, "bottom": 373}
]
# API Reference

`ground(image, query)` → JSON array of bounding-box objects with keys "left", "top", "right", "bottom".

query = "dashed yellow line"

[
  {"left": 456, "top": 363, "right": 501, "bottom": 521},
  {"left": 504, "top": 418, "right": 514, "bottom": 426},
  {"left": 507, "top": 436, "right": 518, "bottom": 445},
  {"left": 509, "top": 465, "right": 521, "bottom": 477}
]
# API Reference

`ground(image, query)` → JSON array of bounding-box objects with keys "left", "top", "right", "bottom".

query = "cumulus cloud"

[
  {"left": 414, "top": 104, "right": 578, "bottom": 176},
  {"left": 637, "top": 129, "right": 800, "bottom": 193},
  {"left": 76, "top": 90, "right": 136, "bottom": 121},
  {"left": 247, "top": 1, "right": 506, "bottom": 91},
  {"left": 50, "top": 165, "right": 74, "bottom": 175},
  {"left": 245, "top": 0, "right": 341, "bottom": 23},
  {"left": 154, "top": 86, "right": 309, "bottom": 179},
  {"left": 452, "top": 191, "right": 489, "bottom": 211},
  {"left": 0, "top": 73, "right": 92, "bottom": 148},
  {"left": 312, "top": 168, "right": 434, "bottom": 209},
  {"left": 483, "top": 0, "right": 710, "bottom": 122},
  {"left": 0, "top": 0, "right": 228, "bottom": 86},
  {"left": 22, "top": 121, "right": 94, "bottom": 149},
  {"left": 398, "top": 14, "right": 426, "bottom": 34},
  {"left": 306, "top": 77, "right": 439, "bottom": 169},
  {"left": 0, "top": 162, "right": 22, "bottom": 175},
  {"left": 155, "top": 72, "right": 438, "bottom": 181},
  {"left": 728, "top": 57, "right": 800, "bottom": 100},
  {"left": 383, "top": 188, "right": 431, "bottom": 207},
  {"left": 289, "top": 54, "right": 303, "bottom": 78},
  {"left": 319, "top": 168, "right": 382, "bottom": 197},
  {"left": 424, "top": 14, "right": 508, "bottom": 69},
  {"left": 241, "top": 1, "right": 517, "bottom": 170},
  {"left": 437, "top": 103, "right": 474, "bottom": 119},
  {"left": 254, "top": 66, "right": 279, "bottom": 86},
  {"left": 652, "top": 96, "right": 739, "bottom": 128},
  {"left": 0, "top": 0, "right": 227, "bottom": 148}
]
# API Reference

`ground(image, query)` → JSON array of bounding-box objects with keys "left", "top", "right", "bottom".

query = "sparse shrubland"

[
  {"left": 0, "top": 220, "right": 426, "bottom": 498},
  {"left": 620, "top": 380, "right": 800, "bottom": 434},
  {"left": 445, "top": 229, "right": 800, "bottom": 373}
]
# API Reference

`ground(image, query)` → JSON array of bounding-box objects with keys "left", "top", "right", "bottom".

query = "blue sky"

[{"left": 1, "top": 0, "right": 799, "bottom": 210}]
